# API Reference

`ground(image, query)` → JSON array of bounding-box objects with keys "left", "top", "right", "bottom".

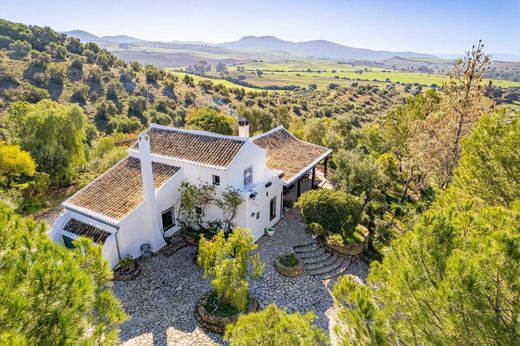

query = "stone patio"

[{"left": 113, "top": 209, "right": 369, "bottom": 346}]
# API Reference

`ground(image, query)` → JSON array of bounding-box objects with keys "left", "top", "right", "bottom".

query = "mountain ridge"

[
  {"left": 62, "top": 30, "right": 436, "bottom": 61},
  {"left": 217, "top": 35, "right": 436, "bottom": 60}
]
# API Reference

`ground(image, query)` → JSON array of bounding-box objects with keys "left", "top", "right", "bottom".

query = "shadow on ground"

[{"left": 113, "top": 209, "right": 368, "bottom": 346}]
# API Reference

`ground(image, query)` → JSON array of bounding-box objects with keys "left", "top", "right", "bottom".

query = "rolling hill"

[
  {"left": 62, "top": 30, "right": 437, "bottom": 66},
  {"left": 218, "top": 35, "right": 436, "bottom": 60}
]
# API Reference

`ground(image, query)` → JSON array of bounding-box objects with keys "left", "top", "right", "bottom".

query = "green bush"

[
  {"left": 279, "top": 253, "right": 299, "bottom": 267},
  {"left": 225, "top": 304, "right": 328, "bottom": 346},
  {"left": 282, "top": 198, "right": 294, "bottom": 209},
  {"left": 198, "top": 228, "right": 264, "bottom": 311},
  {"left": 308, "top": 222, "right": 324, "bottom": 237},
  {"left": 295, "top": 189, "right": 362, "bottom": 240}
]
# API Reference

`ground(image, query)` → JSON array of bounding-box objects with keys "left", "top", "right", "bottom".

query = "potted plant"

[
  {"left": 283, "top": 198, "right": 294, "bottom": 211},
  {"left": 113, "top": 255, "right": 141, "bottom": 281},
  {"left": 265, "top": 227, "right": 275, "bottom": 236},
  {"left": 195, "top": 228, "right": 264, "bottom": 334},
  {"left": 274, "top": 253, "right": 304, "bottom": 277},
  {"left": 322, "top": 226, "right": 367, "bottom": 256},
  {"left": 308, "top": 222, "right": 324, "bottom": 239}
]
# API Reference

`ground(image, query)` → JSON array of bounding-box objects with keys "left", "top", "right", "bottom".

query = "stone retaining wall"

[
  {"left": 274, "top": 255, "right": 304, "bottom": 277},
  {"left": 194, "top": 291, "right": 258, "bottom": 334}
]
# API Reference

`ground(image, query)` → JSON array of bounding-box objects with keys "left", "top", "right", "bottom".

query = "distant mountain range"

[
  {"left": 62, "top": 30, "right": 145, "bottom": 44},
  {"left": 219, "top": 35, "right": 435, "bottom": 60},
  {"left": 62, "top": 30, "right": 520, "bottom": 66},
  {"left": 62, "top": 30, "right": 435, "bottom": 61}
]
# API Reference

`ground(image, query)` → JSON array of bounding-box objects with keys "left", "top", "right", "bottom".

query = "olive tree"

[{"left": 198, "top": 228, "right": 264, "bottom": 311}]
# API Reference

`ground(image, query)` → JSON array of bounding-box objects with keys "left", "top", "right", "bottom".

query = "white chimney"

[
  {"left": 138, "top": 133, "right": 166, "bottom": 251},
  {"left": 238, "top": 117, "right": 249, "bottom": 138}
]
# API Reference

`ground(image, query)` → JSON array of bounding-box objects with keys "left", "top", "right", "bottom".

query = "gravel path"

[{"left": 113, "top": 209, "right": 369, "bottom": 345}]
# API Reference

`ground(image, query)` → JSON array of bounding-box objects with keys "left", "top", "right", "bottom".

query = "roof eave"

[
  {"left": 282, "top": 149, "right": 333, "bottom": 186},
  {"left": 62, "top": 203, "right": 121, "bottom": 228}
]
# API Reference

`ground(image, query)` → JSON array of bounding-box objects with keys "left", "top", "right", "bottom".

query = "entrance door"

[
  {"left": 63, "top": 235, "right": 75, "bottom": 248},
  {"left": 270, "top": 196, "right": 277, "bottom": 221}
]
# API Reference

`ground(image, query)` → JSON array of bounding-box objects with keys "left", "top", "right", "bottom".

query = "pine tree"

[
  {"left": 333, "top": 109, "right": 520, "bottom": 345},
  {"left": 225, "top": 304, "right": 329, "bottom": 346},
  {"left": 0, "top": 204, "right": 126, "bottom": 345}
]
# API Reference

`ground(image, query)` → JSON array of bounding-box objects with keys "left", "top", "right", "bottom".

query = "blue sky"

[{"left": 2, "top": 0, "right": 519, "bottom": 54}]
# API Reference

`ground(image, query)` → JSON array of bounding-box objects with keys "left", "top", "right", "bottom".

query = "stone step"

[
  {"left": 160, "top": 236, "right": 188, "bottom": 257},
  {"left": 307, "top": 256, "right": 345, "bottom": 276},
  {"left": 320, "top": 259, "right": 352, "bottom": 280},
  {"left": 293, "top": 243, "right": 319, "bottom": 254},
  {"left": 304, "top": 253, "right": 339, "bottom": 271},
  {"left": 302, "top": 250, "right": 333, "bottom": 265},
  {"left": 293, "top": 240, "right": 316, "bottom": 249},
  {"left": 298, "top": 246, "right": 327, "bottom": 259}
]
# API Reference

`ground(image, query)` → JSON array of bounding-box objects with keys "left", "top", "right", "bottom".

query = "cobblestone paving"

[{"left": 114, "top": 209, "right": 369, "bottom": 346}]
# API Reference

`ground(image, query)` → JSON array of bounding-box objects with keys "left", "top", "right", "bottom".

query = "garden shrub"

[
  {"left": 224, "top": 304, "right": 328, "bottom": 346},
  {"left": 198, "top": 228, "right": 264, "bottom": 312},
  {"left": 295, "top": 189, "right": 362, "bottom": 242},
  {"left": 279, "top": 253, "right": 298, "bottom": 267}
]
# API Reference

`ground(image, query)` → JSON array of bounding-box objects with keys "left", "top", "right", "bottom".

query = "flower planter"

[
  {"left": 265, "top": 227, "right": 275, "bottom": 236},
  {"left": 319, "top": 237, "right": 366, "bottom": 256},
  {"left": 113, "top": 261, "right": 141, "bottom": 281},
  {"left": 194, "top": 291, "right": 259, "bottom": 334},
  {"left": 274, "top": 254, "right": 304, "bottom": 277}
]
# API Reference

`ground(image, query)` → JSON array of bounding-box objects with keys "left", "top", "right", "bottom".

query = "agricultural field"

[
  {"left": 166, "top": 70, "right": 261, "bottom": 92},
  {"left": 175, "top": 59, "right": 520, "bottom": 91}
]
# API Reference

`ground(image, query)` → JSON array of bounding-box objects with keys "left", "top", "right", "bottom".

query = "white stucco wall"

[
  {"left": 226, "top": 141, "right": 267, "bottom": 190},
  {"left": 51, "top": 134, "right": 286, "bottom": 268},
  {"left": 240, "top": 170, "right": 284, "bottom": 240},
  {"left": 49, "top": 209, "right": 120, "bottom": 267},
  {"left": 116, "top": 170, "right": 185, "bottom": 259}
]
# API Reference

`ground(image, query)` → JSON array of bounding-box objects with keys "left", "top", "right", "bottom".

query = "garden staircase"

[
  {"left": 157, "top": 234, "right": 188, "bottom": 257},
  {"left": 292, "top": 240, "right": 351, "bottom": 280}
]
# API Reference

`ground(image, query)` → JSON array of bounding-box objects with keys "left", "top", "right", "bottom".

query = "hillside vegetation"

[{"left": 0, "top": 18, "right": 407, "bottom": 214}]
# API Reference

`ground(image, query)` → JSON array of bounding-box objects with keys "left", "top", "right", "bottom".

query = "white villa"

[{"left": 50, "top": 119, "right": 332, "bottom": 267}]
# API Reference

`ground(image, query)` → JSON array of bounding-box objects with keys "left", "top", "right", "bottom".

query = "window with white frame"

[
  {"left": 243, "top": 166, "right": 253, "bottom": 187},
  {"left": 212, "top": 175, "right": 220, "bottom": 186}
]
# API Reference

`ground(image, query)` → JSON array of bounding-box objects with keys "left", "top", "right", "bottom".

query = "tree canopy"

[
  {"left": 332, "top": 109, "right": 520, "bottom": 345},
  {"left": 0, "top": 142, "right": 36, "bottom": 187},
  {"left": 198, "top": 228, "right": 264, "bottom": 311},
  {"left": 224, "top": 304, "right": 329, "bottom": 346},
  {"left": 0, "top": 204, "right": 126, "bottom": 344},
  {"left": 7, "top": 100, "right": 87, "bottom": 184},
  {"left": 296, "top": 189, "right": 362, "bottom": 241},
  {"left": 185, "top": 107, "right": 235, "bottom": 135}
]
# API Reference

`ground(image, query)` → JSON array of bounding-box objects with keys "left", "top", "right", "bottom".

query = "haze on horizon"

[{"left": 2, "top": 0, "right": 520, "bottom": 55}]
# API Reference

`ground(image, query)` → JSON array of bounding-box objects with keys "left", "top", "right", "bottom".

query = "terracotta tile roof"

[
  {"left": 63, "top": 218, "right": 111, "bottom": 244},
  {"left": 66, "top": 157, "right": 179, "bottom": 222},
  {"left": 253, "top": 127, "right": 331, "bottom": 185},
  {"left": 131, "top": 126, "right": 245, "bottom": 168}
]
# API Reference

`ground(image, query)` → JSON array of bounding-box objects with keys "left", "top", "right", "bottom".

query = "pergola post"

[
  {"left": 311, "top": 166, "right": 316, "bottom": 189},
  {"left": 324, "top": 157, "right": 329, "bottom": 178},
  {"left": 297, "top": 178, "right": 301, "bottom": 199}
]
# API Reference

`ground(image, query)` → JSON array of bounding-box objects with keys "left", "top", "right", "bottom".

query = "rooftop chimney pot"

[{"left": 238, "top": 117, "right": 249, "bottom": 137}]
